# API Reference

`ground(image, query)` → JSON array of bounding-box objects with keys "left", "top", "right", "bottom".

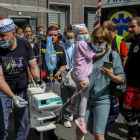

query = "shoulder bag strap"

[{"left": 109, "top": 50, "right": 113, "bottom": 62}]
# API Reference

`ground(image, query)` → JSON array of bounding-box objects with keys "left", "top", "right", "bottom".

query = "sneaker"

[
  {"left": 64, "top": 121, "right": 72, "bottom": 128},
  {"left": 107, "top": 118, "right": 117, "bottom": 124},
  {"left": 70, "top": 115, "right": 73, "bottom": 122}
]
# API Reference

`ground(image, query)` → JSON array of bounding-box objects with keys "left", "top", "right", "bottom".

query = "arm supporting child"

[
  {"left": 93, "top": 49, "right": 106, "bottom": 58},
  {"left": 71, "top": 72, "right": 88, "bottom": 91}
]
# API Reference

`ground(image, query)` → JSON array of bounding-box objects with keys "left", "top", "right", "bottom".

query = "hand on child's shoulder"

[{"left": 103, "top": 49, "right": 107, "bottom": 53}]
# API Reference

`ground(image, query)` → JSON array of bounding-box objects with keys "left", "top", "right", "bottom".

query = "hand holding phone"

[{"left": 103, "top": 61, "right": 112, "bottom": 69}]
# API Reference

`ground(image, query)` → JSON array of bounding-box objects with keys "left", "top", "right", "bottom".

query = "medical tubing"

[
  {"left": 39, "top": 38, "right": 42, "bottom": 81},
  {"left": 50, "top": 71, "right": 53, "bottom": 90},
  {"left": 52, "top": 69, "right": 101, "bottom": 113},
  {"left": 51, "top": 83, "right": 53, "bottom": 90}
]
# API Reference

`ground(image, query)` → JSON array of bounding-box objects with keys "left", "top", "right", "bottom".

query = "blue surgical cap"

[{"left": 0, "top": 18, "right": 15, "bottom": 33}]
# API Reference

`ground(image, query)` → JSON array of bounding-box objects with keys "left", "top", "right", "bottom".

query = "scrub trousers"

[
  {"left": 122, "top": 87, "right": 140, "bottom": 137},
  {"left": 0, "top": 91, "right": 29, "bottom": 140},
  {"left": 122, "top": 104, "right": 140, "bottom": 137}
]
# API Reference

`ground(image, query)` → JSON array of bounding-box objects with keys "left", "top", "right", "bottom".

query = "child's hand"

[
  {"left": 102, "top": 49, "right": 106, "bottom": 53},
  {"left": 93, "top": 49, "right": 106, "bottom": 58},
  {"left": 76, "top": 81, "right": 88, "bottom": 91}
]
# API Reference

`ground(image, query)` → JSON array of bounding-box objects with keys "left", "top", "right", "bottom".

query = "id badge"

[{"left": 70, "top": 64, "right": 73, "bottom": 69}]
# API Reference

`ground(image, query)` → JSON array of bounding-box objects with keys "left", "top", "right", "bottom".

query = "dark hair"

[
  {"left": 23, "top": 24, "right": 32, "bottom": 32},
  {"left": 64, "top": 24, "right": 73, "bottom": 36},
  {"left": 37, "top": 25, "right": 44, "bottom": 30},
  {"left": 47, "top": 25, "right": 58, "bottom": 34},
  {"left": 128, "top": 17, "right": 140, "bottom": 26},
  {"left": 58, "top": 33, "right": 62, "bottom": 40}
]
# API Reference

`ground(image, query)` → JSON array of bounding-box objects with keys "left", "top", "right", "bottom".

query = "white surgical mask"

[
  {"left": 39, "top": 32, "right": 43, "bottom": 35},
  {"left": 65, "top": 39, "right": 74, "bottom": 46},
  {"left": 77, "top": 34, "right": 89, "bottom": 41},
  {"left": 0, "top": 33, "right": 13, "bottom": 49},
  {"left": 91, "top": 42, "right": 106, "bottom": 52}
]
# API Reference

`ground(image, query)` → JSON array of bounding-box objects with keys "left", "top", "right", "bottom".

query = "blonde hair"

[
  {"left": 91, "top": 27, "right": 112, "bottom": 51},
  {"left": 18, "top": 28, "right": 23, "bottom": 33},
  {"left": 104, "top": 21, "right": 116, "bottom": 32}
]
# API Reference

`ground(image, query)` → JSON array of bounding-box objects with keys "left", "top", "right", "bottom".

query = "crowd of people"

[{"left": 0, "top": 16, "right": 140, "bottom": 140}]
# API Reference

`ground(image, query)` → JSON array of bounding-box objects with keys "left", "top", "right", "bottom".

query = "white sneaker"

[
  {"left": 70, "top": 115, "right": 73, "bottom": 122},
  {"left": 64, "top": 121, "right": 72, "bottom": 128}
]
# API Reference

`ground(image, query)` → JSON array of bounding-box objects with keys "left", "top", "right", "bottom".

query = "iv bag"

[{"left": 45, "top": 37, "right": 57, "bottom": 71}]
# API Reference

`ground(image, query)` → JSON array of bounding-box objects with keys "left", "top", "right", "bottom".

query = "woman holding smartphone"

[{"left": 72, "top": 27, "right": 125, "bottom": 140}]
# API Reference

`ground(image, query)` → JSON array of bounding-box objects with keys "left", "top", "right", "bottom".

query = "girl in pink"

[{"left": 66, "top": 24, "right": 105, "bottom": 134}]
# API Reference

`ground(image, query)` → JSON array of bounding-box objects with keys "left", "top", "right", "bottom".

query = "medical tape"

[{"left": 52, "top": 69, "right": 101, "bottom": 122}]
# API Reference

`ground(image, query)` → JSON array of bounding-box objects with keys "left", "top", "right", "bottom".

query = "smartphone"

[{"left": 103, "top": 61, "right": 112, "bottom": 69}]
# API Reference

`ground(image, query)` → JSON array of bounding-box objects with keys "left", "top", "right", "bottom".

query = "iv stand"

[
  {"left": 37, "top": 36, "right": 46, "bottom": 82},
  {"left": 39, "top": 37, "right": 42, "bottom": 82},
  {"left": 37, "top": 37, "right": 47, "bottom": 140}
]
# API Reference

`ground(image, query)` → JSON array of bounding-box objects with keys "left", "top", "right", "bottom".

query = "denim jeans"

[
  {"left": 109, "top": 96, "right": 119, "bottom": 120},
  {"left": 61, "top": 71, "right": 75, "bottom": 123},
  {"left": 0, "top": 91, "right": 29, "bottom": 140}
]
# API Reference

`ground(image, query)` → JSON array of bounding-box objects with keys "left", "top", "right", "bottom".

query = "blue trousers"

[
  {"left": 0, "top": 91, "right": 29, "bottom": 140},
  {"left": 109, "top": 96, "right": 119, "bottom": 120}
]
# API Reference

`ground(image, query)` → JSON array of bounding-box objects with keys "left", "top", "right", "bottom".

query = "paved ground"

[{"left": 8, "top": 112, "right": 128, "bottom": 140}]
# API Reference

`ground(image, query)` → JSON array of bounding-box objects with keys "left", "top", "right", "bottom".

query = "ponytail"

[{"left": 64, "top": 24, "right": 73, "bottom": 36}]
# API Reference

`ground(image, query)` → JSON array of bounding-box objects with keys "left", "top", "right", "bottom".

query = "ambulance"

[{"left": 101, "top": 0, "right": 140, "bottom": 50}]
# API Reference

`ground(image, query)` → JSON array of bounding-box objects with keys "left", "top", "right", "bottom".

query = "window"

[
  {"left": 49, "top": 3, "right": 71, "bottom": 32},
  {"left": 84, "top": 6, "right": 96, "bottom": 36}
]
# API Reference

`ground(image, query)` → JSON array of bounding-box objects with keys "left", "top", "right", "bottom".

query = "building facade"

[
  {"left": 0, "top": 0, "right": 48, "bottom": 34},
  {"left": 48, "top": 0, "right": 98, "bottom": 34},
  {"left": 0, "top": 0, "right": 140, "bottom": 36},
  {"left": 0, "top": 0, "right": 98, "bottom": 35}
]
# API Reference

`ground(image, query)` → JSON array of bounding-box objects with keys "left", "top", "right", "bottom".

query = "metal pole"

[
  {"left": 47, "top": 0, "right": 49, "bottom": 28},
  {"left": 39, "top": 38, "right": 42, "bottom": 81},
  {"left": 40, "top": 132, "right": 43, "bottom": 140}
]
